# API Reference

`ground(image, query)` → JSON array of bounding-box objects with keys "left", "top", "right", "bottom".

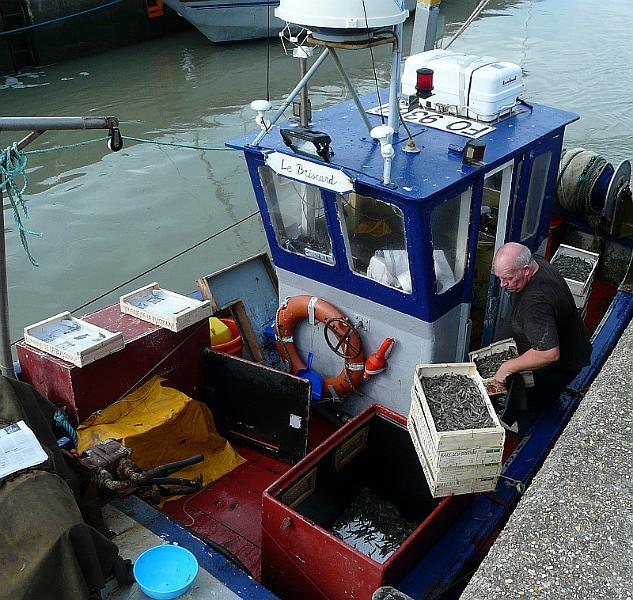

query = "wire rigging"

[
  {"left": 9, "top": 210, "right": 260, "bottom": 347},
  {"left": 361, "top": 0, "right": 384, "bottom": 124}
]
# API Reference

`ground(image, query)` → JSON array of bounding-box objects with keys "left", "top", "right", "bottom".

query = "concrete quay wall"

[{"left": 462, "top": 321, "right": 633, "bottom": 599}]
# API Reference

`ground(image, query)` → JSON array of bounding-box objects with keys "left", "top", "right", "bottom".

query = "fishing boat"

[
  {"left": 162, "top": 0, "right": 286, "bottom": 43},
  {"left": 3, "top": 1, "right": 632, "bottom": 599},
  {"left": 162, "top": 0, "right": 418, "bottom": 43}
]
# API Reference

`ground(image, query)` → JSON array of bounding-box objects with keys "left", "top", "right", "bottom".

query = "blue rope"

[
  {"left": 24, "top": 137, "right": 110, "bottom": 155},
  {"left": 0, "top": 144, "right": 42, "bottom": 266},
  {"left": 53, "top": 409, "right": 78, "bottom": 449},
  {"left": 0, "top": 0, "right": 127, "bottom": 37}
]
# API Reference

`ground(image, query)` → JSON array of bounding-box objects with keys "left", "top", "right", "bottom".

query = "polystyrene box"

[
  {"left": 402, "top": 49, "right": 523, "bottom": 122},
  {"left": 120, "top": 283, "right": 212, "bottom": 332}
]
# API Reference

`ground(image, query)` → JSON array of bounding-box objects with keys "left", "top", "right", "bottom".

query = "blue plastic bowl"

[{"left": 133, "top": 544, "right": 199, "bottom": 600}]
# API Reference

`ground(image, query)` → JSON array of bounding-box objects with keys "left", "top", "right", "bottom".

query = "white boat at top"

[
  {"left": 163, "top": 0, "right": 286, "bottom": 43},
  {"left": 163, "top": 0, "right": 417, "bottom": 44}
]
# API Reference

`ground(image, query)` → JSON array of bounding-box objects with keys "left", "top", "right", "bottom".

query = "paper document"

[{"left": 0, "top": 420, "right": 48, "bottom": 479}]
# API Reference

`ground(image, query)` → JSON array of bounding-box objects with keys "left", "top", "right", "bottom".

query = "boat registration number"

[{"left": 367, "top": 103, "right": 495, "bottom": 138}]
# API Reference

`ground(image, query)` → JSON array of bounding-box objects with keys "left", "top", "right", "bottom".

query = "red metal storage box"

[
  {"left": 17, "top": 303, "right": 209, "bottom": 424},
  {"left": 261, "top": 404, "right": 469, "bottom": 600}
]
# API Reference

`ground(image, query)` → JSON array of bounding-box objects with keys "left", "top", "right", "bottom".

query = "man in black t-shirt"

[{"left": 491, "top": 242, "right": 592, "bottom": 433}]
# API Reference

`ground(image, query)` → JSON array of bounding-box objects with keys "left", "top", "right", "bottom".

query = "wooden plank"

[
  {"left": 203, "top": 350, "right": 311, "bottom": 464},
  {"left": 227, "top": 300, "right": 265, "bottom": 363},
  {"left": 196, "top": 253, "right": 281, "bottom": 368}
]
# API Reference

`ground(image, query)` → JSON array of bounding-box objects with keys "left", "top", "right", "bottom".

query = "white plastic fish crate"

[
  {"left": 572, "top": 285, "right": 591, "bottom": 310},
  {"left": 120, "top": 283, "right": 212, "bottom": 332},
  {"left": 551, "top": 243, "right": 599, "bottom": 297},
  {"left": 410, "top": 363, "right": 505, "bottom": 453},
  {"left": 24, "top": 312, "right": 124, "bottom": 367},
  {"left": 407, "top": 394, "right": 503, "bottom": 468},
  {"left": 469, "top": 338, "right": 517, "bottom": 396},
  {"left": 407, "top": 418, "right": 498, "bottom": 497}
]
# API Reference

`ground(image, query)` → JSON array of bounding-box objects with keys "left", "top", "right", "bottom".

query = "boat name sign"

[
  {"left": 265, "top": 152, "right": 354, "bottom": 193},
  {"left": 368, "top": 103, "right": 495, "bottom": 138}
]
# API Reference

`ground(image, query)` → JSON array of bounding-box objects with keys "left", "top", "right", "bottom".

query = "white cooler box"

[{"left": 402, "top": 49, "right": 523, "bottom": 122}]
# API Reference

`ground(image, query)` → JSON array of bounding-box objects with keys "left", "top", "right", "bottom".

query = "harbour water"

[{"left": 0, "top": 0, "right": 631, "bottom": 346}]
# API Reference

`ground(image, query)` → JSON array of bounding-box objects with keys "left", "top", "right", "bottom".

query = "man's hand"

[
  {"left": 493, "top": 347, "right": 560, "bottom": 383},
  {"left": 494, "top": 360, "right": 516, "bottom": 384}
]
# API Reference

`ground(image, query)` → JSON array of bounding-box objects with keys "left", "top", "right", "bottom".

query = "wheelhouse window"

[
  {"left": 337, "top": 193, "right": 411, "bottom": 294},
  {"left": 520, "top": 151, "right": 552, "bottom": 240},
  {"left": 430, "top": 188, "right": 472, "bottom": 294},
  {"left": 259, "top": 167, "right": 335, "bottom": 265}
]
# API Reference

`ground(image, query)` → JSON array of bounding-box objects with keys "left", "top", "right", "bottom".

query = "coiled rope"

[
  {"left": 556, "top": 148, "right": 611, "bottom": 214},
  {"left": 53, "top": 408, "right": 78, "bottom": 449},
  {"left": 0, "top": 144, "right": 42, "bottom": 266}
]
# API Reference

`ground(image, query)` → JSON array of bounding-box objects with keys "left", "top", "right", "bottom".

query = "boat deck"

[{"left": 102, "top": 497, "right": 277, "bottom": 599}]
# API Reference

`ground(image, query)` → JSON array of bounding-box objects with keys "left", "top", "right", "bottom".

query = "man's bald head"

[{"left": 493, "top": 243, "right": 536, "bottom": 293}]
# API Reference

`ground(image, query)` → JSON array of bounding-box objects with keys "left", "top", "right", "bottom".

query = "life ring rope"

[{"left": 275, "top": 295, "right": 365, "bottom": 399}]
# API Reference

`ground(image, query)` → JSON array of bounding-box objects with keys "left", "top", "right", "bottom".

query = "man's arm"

[{"left": 494, "top": 346, "right": 560, "bottom": 383}]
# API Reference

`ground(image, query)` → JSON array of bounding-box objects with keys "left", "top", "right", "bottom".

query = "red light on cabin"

[{"left": 416, "top": 68, "right": 434, "bottom": 99}]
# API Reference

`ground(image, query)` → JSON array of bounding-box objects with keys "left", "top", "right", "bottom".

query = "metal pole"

[
  {"left": 387, "top": 22, "right": 404, "bottom": 133},
  {"left": 410, "top": 0, "right": 442, "bottom": 55},
  {"left": 329, "top": 48, "right": 373, "bottom": 135},
  {"left": 299, "top": 56, "right": 310, "bottom": 128},
  {"left": 0, "top": 116, "right": 118, "bottom": 131},
  {"left": 251, "top": 48, "right": 331, "bottom": 146},
  {"left": 0, "top": 181, "right": 15, "bottom": 379},
  {"left": 0, "top": 115, "right": 120, "bottom": 380}
]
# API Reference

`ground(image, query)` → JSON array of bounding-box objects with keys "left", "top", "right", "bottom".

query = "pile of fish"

[
  {"left": 474, "top": 347, "right": 518, "bottom": 379},
  {"left": 420, "top": 374, "right": 494, "bottom": 431},
  {"left": 330, "top": 487, "right": 417, "bottom": 563},
  {"left": 551, "top": 254, "right": 593, "bottom": 282}
]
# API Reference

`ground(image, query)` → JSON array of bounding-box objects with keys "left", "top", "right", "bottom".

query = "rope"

[
  {"left": 121, "top": 135, "right": 238, "bottom": 152},
  {"left": 0, "top": 0, "right": 127, "bottom": 37},
  {"left": 23, "top": 135, "right": 238, "bottom": 156},
  {"left": 556, "top": 148, "right": 610, "bottom": 214},
  {"left": 10, "top": 210, "right": 260, "bottom": 347},
  {"left": 444, "top": 0, "right": 491, "bottom": 49},
  {"left": 0, "top": 144, "right": 42, "bottom": 266},
  {"left": 24, "top": 137, "right": 109, "bottom": 155},
  {"left": 53, "top": 408, "right": 78, "bottom": 449}
]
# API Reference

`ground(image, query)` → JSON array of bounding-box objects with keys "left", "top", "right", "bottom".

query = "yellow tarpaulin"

[{"left": 77, "top": 376, "right": 245, "bottom": 489}]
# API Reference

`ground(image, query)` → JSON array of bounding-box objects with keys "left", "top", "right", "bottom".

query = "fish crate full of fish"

[
  {"left": 469, "top": 338, "right": 520, "bottom": 396},
  {"left": 550, "top": 243, "right": 599, "bottom": 305},
  {"left": 410, "top": 363, "right": 505, "bottom": 453}
]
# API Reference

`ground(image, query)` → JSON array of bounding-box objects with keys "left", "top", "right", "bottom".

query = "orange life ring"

[{"left": 275, "top": 295, "right": 365, "bottom": 399}]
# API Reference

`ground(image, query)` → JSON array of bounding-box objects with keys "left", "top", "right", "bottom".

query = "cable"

[
  {"left": 266, "top": 1, "right": 271, "bottom": 102},
  {"left": 361, "top": 0, "right": 384, "bottom": 124},
  {"left": 10, "top": 211, "right": 260, "bottom": 346},
  {"left": 0, "top": 0, "right": 126, "bottom": 37},
  {"left": 22, "top": 135, "right": 238, "bottom": 156},
  {"left": 444, "top": 0, "right": 491, "bottom": 50}
]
